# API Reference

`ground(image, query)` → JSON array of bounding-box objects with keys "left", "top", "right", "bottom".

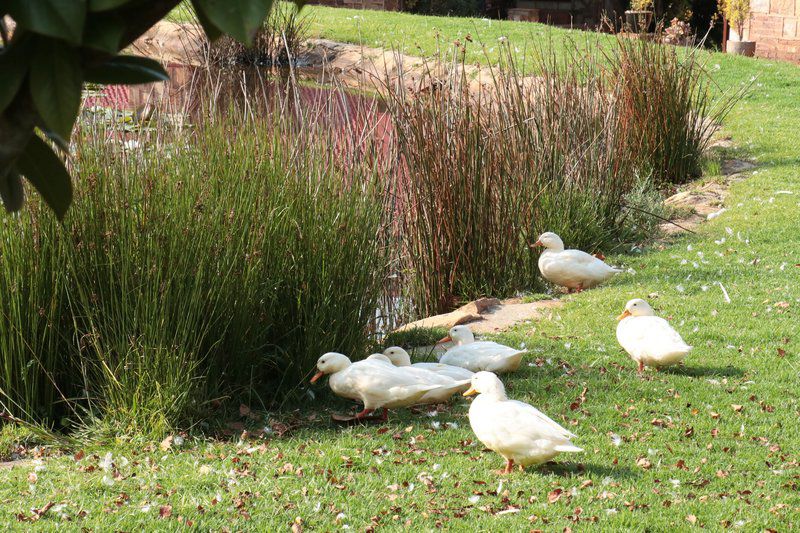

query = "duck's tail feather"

[{"left": 554, "top": 443, "right": 584, "bottom": 453}]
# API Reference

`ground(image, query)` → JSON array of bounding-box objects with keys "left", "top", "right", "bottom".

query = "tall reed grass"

[
  {"left": 610, "top": 35, "right": 741, "bottom": 185},
  {"left": 383, "top": 45, "right": 642, "bottom": 315},
  {"left": 0, "top": 75, "right": 391, "bottom": 435}
]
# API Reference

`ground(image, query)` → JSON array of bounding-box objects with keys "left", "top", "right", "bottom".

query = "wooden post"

[{"left": 722, "top": 15, "right": 728, "bottom": 53}]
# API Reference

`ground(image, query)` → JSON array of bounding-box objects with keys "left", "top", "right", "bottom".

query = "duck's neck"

[
  {"left": 544, "top": 244, "right": 564, "bottom": 253},
  {"left": 477, "top": 389, "right": 507, "bottom": 402},
  {"left": 454, "top": 332, "right": 475, "bottom": 346}
]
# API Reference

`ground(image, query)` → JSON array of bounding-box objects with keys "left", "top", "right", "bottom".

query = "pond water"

[{"left": 83, "top": 63, "right": 391, "bottom": 137}]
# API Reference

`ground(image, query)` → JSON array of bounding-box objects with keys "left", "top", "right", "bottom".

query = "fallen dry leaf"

[
  {"left": 159, "top": 436, "right": 173, "bottom": 451},
  {"left": 547, "top": 488, "right": 564, "bottom": 504}
]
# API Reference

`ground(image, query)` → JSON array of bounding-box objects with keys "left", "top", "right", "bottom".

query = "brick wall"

[{"left": 741, "top": 0, "right": 800, "bottom": 62}]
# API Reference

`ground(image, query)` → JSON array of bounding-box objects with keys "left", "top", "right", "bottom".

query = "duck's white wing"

[
  {"left": 440, "top": 342, "right": 524, "bottom": 372},
  {"left": 557, "top": 249, "right": 603, "bottom": 265},
  {"left": 619, "top": 316, "right": 690, "bottom": 352},
  {"left": 471, "top": 398, "right": 576, "bottom": 450},
  {"left": 333, "top": 361, "right": 438, "bottom": 408},
  {"left": 474, "top": 341, "right": 523, "bottom": 356},
  {"left": 391, "top": 365, "right": 461, "bottom": 386},
  {"left": 412, "top": 362, "right": 474, "bottom": 381}
]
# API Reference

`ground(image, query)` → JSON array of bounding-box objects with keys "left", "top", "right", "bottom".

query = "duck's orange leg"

[
  {"left": 502, "top": 459, "right": 515, "bottom": 474},
  {"left": 354, "top": 408, "right": 374, "bottom": 419}
]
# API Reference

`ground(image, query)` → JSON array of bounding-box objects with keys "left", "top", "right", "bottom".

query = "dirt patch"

[
  {"left": 127, "top": 22, "right": 538, "bottom": 95},
  {"left": 396, "top": 297, "right": 562, "bottom": 336},
  {"left": 660, "top": 139, "right": 756, "bottom": 235},
  {"left": 0, "top": 459, "right": 32, "bottom": 470},
  {"left": 129, "top": 21, "right": 205, "bottom": 66}
]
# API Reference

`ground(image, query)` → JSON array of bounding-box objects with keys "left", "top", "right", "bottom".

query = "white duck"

[
  {"left": 368, "top": 351, "right": 470, "bottom": 403},
  {"left": 534, "top": 232, "right": 622, "bottom": 292},
  {"left": 616, "top": 299, "right": 692, "bottom": 372},
  {"left": 464, "top": 371, "right": 582, "bottom": 473},
  {"left": 310, "top": 352, "right": 439, "bottom": 420},
  {"left": 437, "top": 325, "right": 524, "bottom": 374},
  {"left": 382, "top": 346, "right": 475, "bottom": 384}
]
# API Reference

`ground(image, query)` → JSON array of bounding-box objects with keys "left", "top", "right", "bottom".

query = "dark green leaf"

[
  {"left": 89, "top": 0, "right": 135, "bottom": 11},
  {"left": 82, "top": 13, "right": 126, "bottom": 53},
  {"left": 0, "top": 37, "right": 31, "bottom": 113},
  {"left": 41, "top": 129, "right": 71, "bottom": 154},
  {"left": 0, "top": 168, "right": 25, "bottom": 213},
  {"left": 85, "top": 55, "right": 168, "bottom": 85},
  {"left": 190, "top": 0, "right": 222, "bottom": 42},
  {"left": 30, "top": 37, "right": 82, "bottom": 140},
  {"left": 16, "top": 134, "right": 73, "bottom": 219},
  {"left": 194, "top": 0, "right": 272, "bottom": 45},
  {"left": 6, "top": 0, "right": 86, "bottom": 44}
]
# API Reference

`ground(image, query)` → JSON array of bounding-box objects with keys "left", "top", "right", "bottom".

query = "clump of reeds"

[
  {"left": 382, "top": 43, "right": 641, "bottom": 315},
  {"left": 204, "top": 2, "right": 311, "bottom": 67},
  {"left": 608, "top": 34, "right": 741, "bottom": 185},
  {"left": 0, "top": 73, "right": 391, "bottom": 436}
]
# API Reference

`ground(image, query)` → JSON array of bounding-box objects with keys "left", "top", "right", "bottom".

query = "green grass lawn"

[{"left": 4, "top": 7, "right": 800, "bottom": 530}]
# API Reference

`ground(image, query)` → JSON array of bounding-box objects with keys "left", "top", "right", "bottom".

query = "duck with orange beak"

[
  {"left": 463, "top": 371, "right": 582, "bottom": 474},
  {"left": 310, "top": 352, "right": 440, "bottom": 421},
  {"left": 533, "top": 232, "right": 622, "bottom": 293},
  {"left": 616, "top": 299, "right": 692, "bottom": 373},
  {"left": 436, "top": 325, "right": 525, "bottom": 374}
]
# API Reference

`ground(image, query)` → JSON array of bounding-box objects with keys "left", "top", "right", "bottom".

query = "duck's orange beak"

[
  {"left": 462, "top": 387, "right": 478, "bottom": 397},
  {"left": 437, "top": 335, "right": 452, "bottom": 344},
  {"left": 616, "top": 309, "right": 631, "bottom": 321},
  {"left": 531, "top": 240, "right": 543, "bottom": 248},
  {"left": 310, "top": 371, "right": 324, "bottom": 384}
]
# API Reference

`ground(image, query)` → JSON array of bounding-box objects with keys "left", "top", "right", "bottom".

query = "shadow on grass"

[
  {"left": 538, "top": 461, "right": 639, "bottom": 480},
  {"left": 663, "top": 364, "right": 744, "bottom": 378}
]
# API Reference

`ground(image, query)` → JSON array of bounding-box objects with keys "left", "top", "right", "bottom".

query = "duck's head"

[
  {"left": 533, "top": 232, "right": 564, "bottom": 251},
  {"left": 382, "top": 346, "right": 412, "bottom": 366},
  {"left": 463, "top": 371, "right": 506, "bottom": 398},
  {"left": 437, "top": 324, "right": 475, "bottom": 346},
  {"left": 366, "top": 353, "right": 392, "bottom": 364},
  {"left": 617, "top": 298, "right": 655, "bottom": 320},
  {"left": 310, "top": 352, "right": 351, "bottom": 383}
]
